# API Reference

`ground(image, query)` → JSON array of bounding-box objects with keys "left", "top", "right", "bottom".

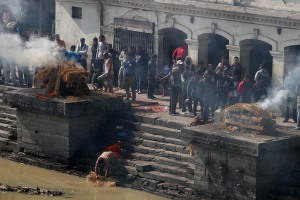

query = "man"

[
  {"left": 107, "top": 44, "right": 118, "bottom": 87},
  {"left": 169, "top": 60, "right": 184, "bottom": 116},
  {"left": 123, "top": 53, "right": 137, "bottom": 101},
  {"left": 135, "top": 46, "right": 149, "bottom": 94},
  {"left": 172, "top": 45, "right": 187, "bottom": 62},
  {"left": 200, "top": 69, "right": 216, "bottom": 121},
  {"left": 92, "top": 35, "right": 107, "bottom": 89},
  {"left": 215, "top": 56, "right": 231, "bottom": 74},
  {"left": 94, "top": 151, "right": 116, "bottom": 178},
  {"left": 76, "top": 38, "right": 88, "bottom": 71},
  {"left": 187, "top": 70, "right": 203, "bottom": 116},
  {"left": 147, "top": 54, "right": 157, "bottom": 99},
  {"left": 97, "top": 52, "right": 114, "bottom": 93},
  {"left": 231, "top": 56, "right": 244, "bottom": 81},
  {"left": 65, "top": 45, "right": 80, "bottom": 63},
  {"left": 55, "top": 34, "right": 66, "bottom": 49},
  {"left": 89, "top": 37, "right": 98, "bottom": 83},
  {"left": 95, "top": 35, "right": 108, "bottom": 72},
  {"left": 254, "top": 64, "right": 269, "bottom": 102},
  {"left": 54, "top": 34, "right": 66, "bottom": 61}
]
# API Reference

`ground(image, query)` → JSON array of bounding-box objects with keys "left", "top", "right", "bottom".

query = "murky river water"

[{"left": 0, "top": 158, "right": 167, "bottom": 200}]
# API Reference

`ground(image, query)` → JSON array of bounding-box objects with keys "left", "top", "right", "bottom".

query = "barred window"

[{"left": 72, "top": 7, "right": 82, "bottom": 19}]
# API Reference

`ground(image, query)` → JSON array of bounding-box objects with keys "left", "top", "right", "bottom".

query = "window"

[{"left": 72, "top": 7, "right": 82, "bottom": 19}]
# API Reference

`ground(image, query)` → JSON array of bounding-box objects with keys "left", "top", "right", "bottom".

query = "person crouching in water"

[{"left": 94, "top": 151, "right": 116, "bottom": 178}]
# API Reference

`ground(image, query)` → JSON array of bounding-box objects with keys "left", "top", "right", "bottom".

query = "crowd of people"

[{"left": 2, "top": 33, "right": 300, "bottom": 129}]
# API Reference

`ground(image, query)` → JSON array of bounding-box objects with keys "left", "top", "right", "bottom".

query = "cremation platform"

[
  {"left": 4, "top": 89, "right": 125, "bottom": 162},
  {"left": 182, "top": 123, "right": 300, "bottom": 200}
]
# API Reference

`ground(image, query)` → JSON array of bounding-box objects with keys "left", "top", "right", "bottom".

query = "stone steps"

[
  {"left": 0, "top": 137, "right": 18, "bottom": 152},
  {"left": 117, "top": 115, "right": 195, "bottom": 198},
  {"left": 0, "top": 122, "right": 16, "bottom": 133},
  {"left": 0, "top": 105, "right": 17, "bottom": 115},
  {"left": 0, "top": 112, "right": 16, "bottom": 120},
  {"left": 0, "top": 129, "right": 16, "bottom": 139}
]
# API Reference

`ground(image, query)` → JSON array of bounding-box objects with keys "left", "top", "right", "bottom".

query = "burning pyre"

[
  {"left": 221, "top": 103, "right": 276, "bottom": 133},
  {"left": 33, "top": 62, "right": 90, "bottom": 96}
]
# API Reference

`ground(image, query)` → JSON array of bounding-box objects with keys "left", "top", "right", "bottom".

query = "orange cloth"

[{"left": 105, "top": 144, "right": 122, "bottom": 158}]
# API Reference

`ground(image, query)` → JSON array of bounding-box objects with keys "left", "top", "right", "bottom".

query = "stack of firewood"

[{"left": 222, "top": 103, "right": 276, "bottom": 133}]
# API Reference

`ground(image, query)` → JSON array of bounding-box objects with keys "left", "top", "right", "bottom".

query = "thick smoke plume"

[
  {"left": 1, "top": 0, "right": 24, "bottom": 21},
  {"left": 259, "top": 67, "right": 300, "bottom": 111},
  {"left": 0, "top": 33, "right": 59, "bottom": 67}
]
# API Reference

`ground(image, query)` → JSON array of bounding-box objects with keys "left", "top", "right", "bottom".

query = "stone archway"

[
  {"left": 240, "top": 40, "right": 273, "bottom": 80},
  {"left": 157, "top": 28, "right": 187, "bottom": 68},
  {"left": 198, "top": 33, "right": 229, "bottom": 68},
  {"left": 284, "top": 45, "right": 300, "bottom": 76}
]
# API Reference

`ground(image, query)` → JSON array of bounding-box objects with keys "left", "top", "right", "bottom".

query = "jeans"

[
  {"left": 80, "top": 59, "right": 87, "bottom": 71},
  {"left": 182, "top": 91, "right": 192, "bottom": 112},
  {"left": 193, "top": 97, "right": 204, "bottom": 116},
  {"left": 136, "top": 67, "right": 145, "bottom": 92},
  {"left": 123, "top": 76, "right": 136, "bottom": 100},
  {"left": 169, "top": 86, "right": 180, "bottom": 114},
  {"left": 147, "top": 75, "right": 155, "bottom": 98}
]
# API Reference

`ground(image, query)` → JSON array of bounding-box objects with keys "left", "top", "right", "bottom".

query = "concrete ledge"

[{"left": 4, "top": 89, "right": 124, "bottom": 117}]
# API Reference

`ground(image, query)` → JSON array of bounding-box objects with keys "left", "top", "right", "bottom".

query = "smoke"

[
  {"left": 258, "top": 67, "right": 300, "bottom": 111},
  {"left": 0, "top": 33, "right": 60, "bottom": 67},
  {"left": 0, "top": 0, "right": 24, "bottom": 22}
]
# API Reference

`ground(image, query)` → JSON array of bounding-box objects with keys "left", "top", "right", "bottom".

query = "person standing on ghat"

[
  {"left": 231, "top": 56, "right": 244, "bottom": 82},
  {"left": 123, "top": 53, "right": 137, "bottom": 101},
  {"left": 296, "top": 82, "right": 300, "bottom": 130},
  {"left": 89, "top": 37, "right": 98, "bottom": 83},
  {"left": 147, "top": 54, "right": 158, "bottom": 99},
  {"left": 76, "top": 38, "right": 88, "bottom": 71},
  {"left": 135, "top": 46, "right": 149, "bottom": 94},
  {"left": 92, "top": 35, "right": 107, "bottom": 89},
  {"left": 169, "top": 60, "right": 184, "bottom": 116}
]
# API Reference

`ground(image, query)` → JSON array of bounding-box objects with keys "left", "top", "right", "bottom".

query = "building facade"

[{"left": 55, "top": 0, "right": 300, "bottom": 87}]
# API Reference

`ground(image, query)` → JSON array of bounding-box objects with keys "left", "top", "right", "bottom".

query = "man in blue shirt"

[{"left": 65, "top": 45, "right": 80, "bottom": 63}]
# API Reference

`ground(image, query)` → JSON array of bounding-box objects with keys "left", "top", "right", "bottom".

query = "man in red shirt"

[{"left": 172, "top": 45, "right": 187, "bottom": 62}]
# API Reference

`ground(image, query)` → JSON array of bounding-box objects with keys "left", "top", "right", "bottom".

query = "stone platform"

[
  {"left": 182, "top": 123, "right": 300, "bottom": 200},
  {"left": 3, "top": 89, "right": 125, "bottom": 162}
]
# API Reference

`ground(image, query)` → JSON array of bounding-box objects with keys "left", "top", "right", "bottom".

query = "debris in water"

[
  {"left": 86, "top": 172, "right": 117, "bottom": 187},
  {"left": 0, "top": 183, "right": 63, "bottom": 196}
]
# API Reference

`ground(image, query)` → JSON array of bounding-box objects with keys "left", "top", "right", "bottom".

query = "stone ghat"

[{"left": 3, "top": 89, "right": 124, "bottom": 117}]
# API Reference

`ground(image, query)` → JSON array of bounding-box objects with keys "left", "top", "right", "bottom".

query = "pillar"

[
  {"left": 156, "top": 33, "right": 164, "bottom": 71},
  {"left": 185, "top": 39, "right": 199, "bottom": 65},
  {"left": 270, "top": 51, "right": 285, "bottom": 89},
  {"left": 226, "top": 45, "right": 241, "bottom": 65}
]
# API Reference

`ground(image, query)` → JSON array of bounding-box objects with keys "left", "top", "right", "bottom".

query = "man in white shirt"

[
  {"left": 91, "top": 35, "right": 107, "bottom": 89},
  {"left": 76, "top": 38, "right": 88, "bottom": 71}
]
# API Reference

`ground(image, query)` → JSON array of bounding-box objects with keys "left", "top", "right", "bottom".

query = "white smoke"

[
  {"left": 0, "top": 0, "right": 24, "bottom": 22},
  {"left": 258, "top": 67, "right": 300, "bottom": 111},
  {"left": 0, "top": 33, "right": 60, "bottom": 67}
]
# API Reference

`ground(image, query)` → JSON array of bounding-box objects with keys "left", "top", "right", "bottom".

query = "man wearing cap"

[
  {"left": 169, "top": 60, "right": 184, "bottom": 116},
  {"left": 76, "top": 38, "right": 88, "bottom": 71}
]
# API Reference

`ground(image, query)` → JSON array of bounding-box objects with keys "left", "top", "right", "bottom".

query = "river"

[{"left": 0, "top": 158, "right": 167, "bottom": 200}]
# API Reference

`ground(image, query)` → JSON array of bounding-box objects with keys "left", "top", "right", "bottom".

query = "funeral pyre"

[
  {"left": 33, "top": 62, "right": 90, "bottom": 96},
  {"left": 221, "top": 103, "right": 276, "bottom": 133}
]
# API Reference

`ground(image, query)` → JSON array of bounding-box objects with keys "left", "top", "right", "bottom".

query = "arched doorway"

[
  {"left": 157, "top": 28, "right": 187, "bottom": 68},
  {"left": 284, "top": 45, "right": 300, "bottom": 76},
  {"left": 198, "top": 33, "right": 229, "bottom": 68},
  {"left": 240, "top": 40, "right": 272, "bottom": 80}
]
